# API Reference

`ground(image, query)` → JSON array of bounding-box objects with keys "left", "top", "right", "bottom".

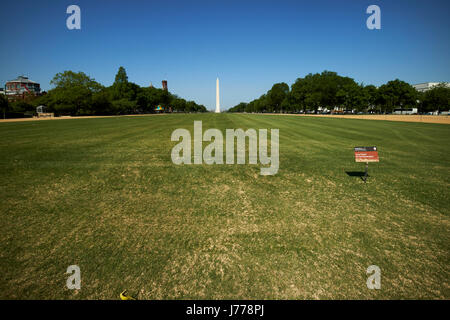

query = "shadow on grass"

[{"left": 345, "top": 171, "right": 368, "bottom": 182}]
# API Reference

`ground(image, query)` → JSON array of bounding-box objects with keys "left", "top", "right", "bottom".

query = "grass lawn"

[{"left": 0, "top": 113, "right": 449, "bottom": 299}]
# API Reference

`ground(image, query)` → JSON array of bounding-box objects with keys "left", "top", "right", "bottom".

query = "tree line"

[
  {"left": 0, "top": 67, "right": 207, "bottom": 118},
  {"left": 228, "top": 71, "right": 450, "bottom": 114}
]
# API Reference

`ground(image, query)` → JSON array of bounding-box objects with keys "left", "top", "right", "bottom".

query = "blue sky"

[{"left": 0, "top": 0, "right": 449, "bottom": 110}]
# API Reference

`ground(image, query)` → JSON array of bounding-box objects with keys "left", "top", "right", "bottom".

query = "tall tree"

[
  {"left": 47, "top": 71, "right": 103, "bottom": 115},
  {"left": 422, "top": 83, "right": 450, "bottom": 113},
  {"left": 0, "top": 94, "right": 10, "bottom": 119},
  {"left": 267, "top": 82, "right": 289, "bottom": 112},
  {"left": 363, "top": 85, "right": 378, "bottom": 112},
  {"left": 110, "top": 66, "right": 138, "bottom": 101},
  {"left": 114, "top": 66, "right": 128, "bottom": 84},
  {"left": 378, "top": 79, "right": 417, "bottom": 113}
]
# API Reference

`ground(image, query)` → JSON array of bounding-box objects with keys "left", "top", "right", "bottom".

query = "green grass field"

[{"left": 0, "top": 114, "right": 449, "bottom": 299}]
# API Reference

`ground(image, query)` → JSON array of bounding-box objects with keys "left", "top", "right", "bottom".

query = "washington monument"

[{"left": 215, "top": 78, "right": 220, "bottom": 113}]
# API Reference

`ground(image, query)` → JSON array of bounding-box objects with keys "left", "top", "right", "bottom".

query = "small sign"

[{"left": 354, "top": 146, "right": 379, "bottom": 163}]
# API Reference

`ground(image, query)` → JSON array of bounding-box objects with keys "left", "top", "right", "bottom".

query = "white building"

[{"left": 412, "top": 82, "right": 449, "bottom": 92}]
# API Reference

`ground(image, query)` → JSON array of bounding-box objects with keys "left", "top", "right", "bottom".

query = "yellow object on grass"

[{"left": 120, "top": 290, "right": 136, "bottom": 300}]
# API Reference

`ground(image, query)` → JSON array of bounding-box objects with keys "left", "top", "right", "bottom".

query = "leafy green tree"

[
  {"left": 290, "top": 71, "right": 357, "bottom": 112},
  {"left": 422, "top": 83, "right": 450, "bottom": 113},
  {"left": 171, "top": 97, "right": 188, "bottom": 112},
  {"left": 337, "top": 83, "right": 369, "bottom": 112},
  {"left": 137, "top": 87, "right": 173, "bottom": 112},
  {"left": 110, "top": 67, "right": 139, "bottom": 101},
  {"left": 91, "top": 90, "right": 113, "bottom": 115},
  {"left": 363, "top": 85, "right": 378, "bottom": 112},
  {"left": 317, "top": 71, "right": 340, "bottom": 109},
  {"left": 256, "top": 94, "right": 267, "bottom": 112},
  {"left": 115, "top": 66, "right": 128, "bottom": 84},
  {"left": 291, "top": 78, "right": 309, "bottom": 112},
  {"left": 0, "top": 94, "right": 10, "bottom": 119},
  {"left": 267, "top": 83, "right": 289, "bottom": 112},
  {"left": 50, "top": 71, "right": 103, "bottom": 92},
  {"left": 185, "top": 101, "right": 196, "bottom": 112},
  {"left": 231, "top": 72, "right": 423, "bottom": 115},
  {"left": 111, "top": 98, "right": 137, "bottom": 115},
  {"left": 46, "top": 71, "right": 103, "bottom": 115},
  {"left": 229, "top": 102, "right": 247, "bottom": 112},
  {"left": 280, "top": 97, "right": 290, "bottom": 113},
  {"left": 306, "top": 92, "right": 322, "bottom": 112},
  {"left": 112, "top": 66, "right": 128, "bottom": 100},
  {"left": 378, "top": 79, "right": 417, "bottom": 113},
  {"left": 14, "top": 100, "right": 35, "bottom": 112}
]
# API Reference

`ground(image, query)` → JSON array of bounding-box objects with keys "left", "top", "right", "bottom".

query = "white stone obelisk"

[{"left": 215, "top": 77, "right": 220, "bottom": 113}]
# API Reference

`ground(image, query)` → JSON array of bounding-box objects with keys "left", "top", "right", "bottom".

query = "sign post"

[{"left": 354, "top": 146, "right": 379, "bottom": 183}]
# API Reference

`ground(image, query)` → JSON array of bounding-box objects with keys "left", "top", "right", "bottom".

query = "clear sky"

[{"left": 1, "top": 0, "right": 449, "bottom": 110}]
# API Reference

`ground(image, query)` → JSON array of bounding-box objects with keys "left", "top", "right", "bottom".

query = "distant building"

[
  {"left": 0, "top": 88, "right": 4, "bottom": 95},
  {"left": 5, "top": 75, "right": 41, "bottom": 99},
  {"left": 162, "top": 80, "right": 168, "bottom": 91},
  {"left": 412, "top": 82, "right": 449, "bottom": 92}
]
